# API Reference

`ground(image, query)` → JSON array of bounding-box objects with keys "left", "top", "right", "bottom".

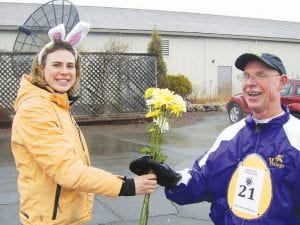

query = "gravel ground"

[{"left": 0, "top": 111, "right": 226, "bottom": 138}]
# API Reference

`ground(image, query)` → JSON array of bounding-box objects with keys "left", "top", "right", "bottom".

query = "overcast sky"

[{"left": 1, "top": 0, "right": 300, "bottom": 22}]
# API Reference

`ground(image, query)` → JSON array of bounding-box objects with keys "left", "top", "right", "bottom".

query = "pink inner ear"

[
  {"left": 53, "top": 32, "right": 62, "bottom": 41},
  {"left": 69, "top": 31, "right": 82, "bottom": 46}
]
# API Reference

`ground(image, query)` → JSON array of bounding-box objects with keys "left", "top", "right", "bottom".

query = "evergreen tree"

[{"left": 147, "top": 28, "right": 167, "bottom": 87}]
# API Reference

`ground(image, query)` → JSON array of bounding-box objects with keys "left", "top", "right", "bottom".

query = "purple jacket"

[{"left": 166, "top": 106, "right": 300, "bottom": 225}]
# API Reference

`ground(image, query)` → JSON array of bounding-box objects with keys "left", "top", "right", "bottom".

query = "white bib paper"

[{"left": 232, "top": 166, "right": 265, "bottom": 215}]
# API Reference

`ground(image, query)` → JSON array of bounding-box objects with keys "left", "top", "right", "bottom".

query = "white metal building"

[{"left": 1, "top": 2, "right": 300, "bottom": 97}]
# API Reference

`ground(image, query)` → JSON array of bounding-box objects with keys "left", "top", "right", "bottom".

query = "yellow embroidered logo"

[{"left": 269, "top": 155, "right": 284, "bottom": 168}]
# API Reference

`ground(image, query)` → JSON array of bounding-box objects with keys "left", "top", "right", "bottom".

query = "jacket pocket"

[{"left": 52, "top": 184, "right": 61, "bottom": 220}]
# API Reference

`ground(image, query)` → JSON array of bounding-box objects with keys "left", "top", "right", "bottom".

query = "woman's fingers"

[{"left": 134, "top": 174, "right": 157, "bottom": 195}]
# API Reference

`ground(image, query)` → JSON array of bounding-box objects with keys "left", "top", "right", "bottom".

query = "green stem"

[
  {"left": 150, "top": 124, "right": 162, "bottom": 161},
  {"left": 139, "top": 193, "right": 151, "bottom": 225}
]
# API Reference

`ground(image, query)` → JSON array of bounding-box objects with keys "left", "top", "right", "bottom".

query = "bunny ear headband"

[{"left": 38, "top": 21, "right": 90, "bottom": 65}]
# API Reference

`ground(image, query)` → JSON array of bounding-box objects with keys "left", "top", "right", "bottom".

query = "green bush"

[{"left": 165, "top": 74, "right": 193, "bottom": 98}]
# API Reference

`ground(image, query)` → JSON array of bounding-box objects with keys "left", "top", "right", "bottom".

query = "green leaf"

[
  {"left": 139, "top": 146, "right": 151, "bottom": 154},
  {"left": 154, "top": 152, "right": 167, "bottom": 163}
]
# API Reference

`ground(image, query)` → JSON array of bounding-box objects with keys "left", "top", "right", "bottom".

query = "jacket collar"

[
  {"left": 14, "top": 75, "right": 70, "bottom": 111},
  {"left": 245, "top": 104, "right": 290, "bottom": 129}
]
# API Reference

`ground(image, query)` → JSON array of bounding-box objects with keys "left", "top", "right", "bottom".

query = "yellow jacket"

[{"left": 11, "top": 75, "right": 123, "bottom": 225}]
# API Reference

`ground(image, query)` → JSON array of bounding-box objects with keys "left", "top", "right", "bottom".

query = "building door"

[{"left": 218, "top": 66, "right": 232, "bottom": 100}]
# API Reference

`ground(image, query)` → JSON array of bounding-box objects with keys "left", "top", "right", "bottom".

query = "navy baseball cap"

[{"left": 235, "top": 53, "right": 287, "bottom": 75}]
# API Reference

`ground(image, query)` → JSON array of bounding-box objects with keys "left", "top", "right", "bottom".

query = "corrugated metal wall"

[{"left": 2, "top": 30, "right": 300, "bottom": 98}]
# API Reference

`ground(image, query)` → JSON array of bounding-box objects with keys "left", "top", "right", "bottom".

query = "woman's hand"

[{"left": 134, "top": 174, "right": 157, "bottom": 195}]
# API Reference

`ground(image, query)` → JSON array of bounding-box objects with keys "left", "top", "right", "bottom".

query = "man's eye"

[{"left": 257, "top": 74, "right": 266, "bottom": 78}]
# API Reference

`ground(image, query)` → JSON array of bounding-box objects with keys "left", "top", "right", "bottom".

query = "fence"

[{"left": 0, "top": 52, "right": 157, "bottom": 121}]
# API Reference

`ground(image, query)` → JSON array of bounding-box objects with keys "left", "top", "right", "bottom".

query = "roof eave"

[
  {"left": 90, "top": 28, "right": 300, "bottom": 43},
  {"left": 2, "top": 25, "right": 299, "bottom": 44}
]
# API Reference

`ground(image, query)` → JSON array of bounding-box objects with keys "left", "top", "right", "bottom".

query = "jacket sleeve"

[
  {"left": 164, "top": 156, "right": 210, "bottom": 205},
  {"left": 165, "top": 122, "right": 242, "bottom": 205},
  {"left": 14, "top": 99, "right": 123, "bottom": 197}
]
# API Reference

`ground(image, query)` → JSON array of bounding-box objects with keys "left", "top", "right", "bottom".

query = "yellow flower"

[
  {"left": 157, "top": 89, "right": 175, "bottom": 106},
  {"left": 144, "top": 87, "right": 187, "bottom": 130},
  {"left": 145, "top": 87, "right": 186, "bottom": 118},
  {"left": 145, "top": 109, "right": 160, "bottom": 118},
  {"left": 139, "top": 87, "right": 187, "bottom": 225},
  {"left": 144, "top": 87, "right": 156, "bottom": 99},
  {"left": 169, "top": 94, "right": 186, "bottom": 116}
]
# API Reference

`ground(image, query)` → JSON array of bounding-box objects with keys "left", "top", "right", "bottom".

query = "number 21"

[{"left": 238, "top": 185, "right": 255, "bottom": 200}]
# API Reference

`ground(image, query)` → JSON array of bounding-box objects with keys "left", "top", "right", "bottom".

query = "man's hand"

[{"left": 130, "top": 156, "right": 182, "bottom": 189}]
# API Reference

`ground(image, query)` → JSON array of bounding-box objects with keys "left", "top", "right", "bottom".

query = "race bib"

[{"left": 227, "top": 153, "right": 272, "bottom": 219}]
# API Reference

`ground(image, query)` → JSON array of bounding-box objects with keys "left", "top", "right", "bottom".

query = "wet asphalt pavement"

[{"left": 0, "top": 112, "right": 230, "bottom": 225}]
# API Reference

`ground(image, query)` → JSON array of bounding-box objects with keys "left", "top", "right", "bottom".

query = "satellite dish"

[{"left": 13, "top": 0, "right": 80, "bottom": 52}]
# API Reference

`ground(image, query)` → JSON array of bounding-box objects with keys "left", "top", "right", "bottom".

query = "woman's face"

[{"left": 43, "top": 50, "right": 76, "bottom": 93}]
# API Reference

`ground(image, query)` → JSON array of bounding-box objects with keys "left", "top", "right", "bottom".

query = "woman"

[{"left": 11, "top": 22, "right": 156, "bottom": 225}]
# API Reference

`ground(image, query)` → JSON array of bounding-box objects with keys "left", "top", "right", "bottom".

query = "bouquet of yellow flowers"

[{"left": 136, "top": 87, "right": 186, "bottom": 225}]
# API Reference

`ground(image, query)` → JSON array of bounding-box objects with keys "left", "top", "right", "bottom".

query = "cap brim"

[{"left": 235, "top": 53, "right": 267, "bottom": 71}]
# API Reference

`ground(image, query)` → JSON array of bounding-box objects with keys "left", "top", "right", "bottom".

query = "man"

[{"left": 130, "top": 53, "right": 300, "bottom": 225}]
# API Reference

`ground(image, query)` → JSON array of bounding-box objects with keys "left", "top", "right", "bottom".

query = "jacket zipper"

[
  {"left": 254, "top": 124, "right": 261, "bottom": 153},
  {"left": 70, "top": 112, "right": 86, "bottom": 152},
  {"left": 52, "top": 184, "right": 61, "bottom": 220},
  {"left": 68, "top": 112, "right": 90, "bottom": 166},
  {"left": 76, "top": 124, "right": 85, "bottom": 152}
]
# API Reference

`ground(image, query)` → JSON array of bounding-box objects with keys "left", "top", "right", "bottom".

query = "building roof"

[{"left": 1, "top": 2, "right": 300, "bottom": 41}]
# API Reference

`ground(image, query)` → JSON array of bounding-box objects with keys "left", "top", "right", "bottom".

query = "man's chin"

[{"left": 247, "top": 104, "right": 262, "bottom": 113}]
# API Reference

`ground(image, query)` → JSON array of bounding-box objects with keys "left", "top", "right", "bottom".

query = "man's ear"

[{"left": 278, "top": 75, "right": 288, "bottom": 91}]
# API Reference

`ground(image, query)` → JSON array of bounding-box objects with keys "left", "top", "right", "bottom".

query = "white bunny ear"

[
  {"left": 65, "top": 21, "right": 90, "bottom": 47},
  {"left": 48, "top": 24, "right": 65, "bottom": 43},
  {"left": 37, "top": 21, "right": 90, "bottom": 65},
  {"left": 37, "top": 24, "right": 66, "bottom": 64}
]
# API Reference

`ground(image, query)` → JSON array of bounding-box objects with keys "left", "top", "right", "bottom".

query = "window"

[
  {"left": 296, "top": 86, "right": 300, "bottom": 96},
  {"left": 281, "top": 83, "right": 293, "bottom": 96},
  {"left": 162, "top": 40, "right": 169, "bottom": 56}
]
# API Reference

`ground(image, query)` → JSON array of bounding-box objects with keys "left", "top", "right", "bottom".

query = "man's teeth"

[{"left": 248, "top": 92, "right": 260, "bottom": 96}]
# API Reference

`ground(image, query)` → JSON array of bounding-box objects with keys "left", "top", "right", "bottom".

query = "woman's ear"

[{"left": 37, "top": 64, "right": 45, "bottom": 77}]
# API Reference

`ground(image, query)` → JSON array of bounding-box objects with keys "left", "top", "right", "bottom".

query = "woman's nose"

[{"left": 60, "top": 66, "right": 69, "bottom": 74}]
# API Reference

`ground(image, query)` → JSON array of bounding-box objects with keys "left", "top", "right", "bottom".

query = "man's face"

[{"left": 242, "top": 60, "right": 287, "bottom": 119}]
